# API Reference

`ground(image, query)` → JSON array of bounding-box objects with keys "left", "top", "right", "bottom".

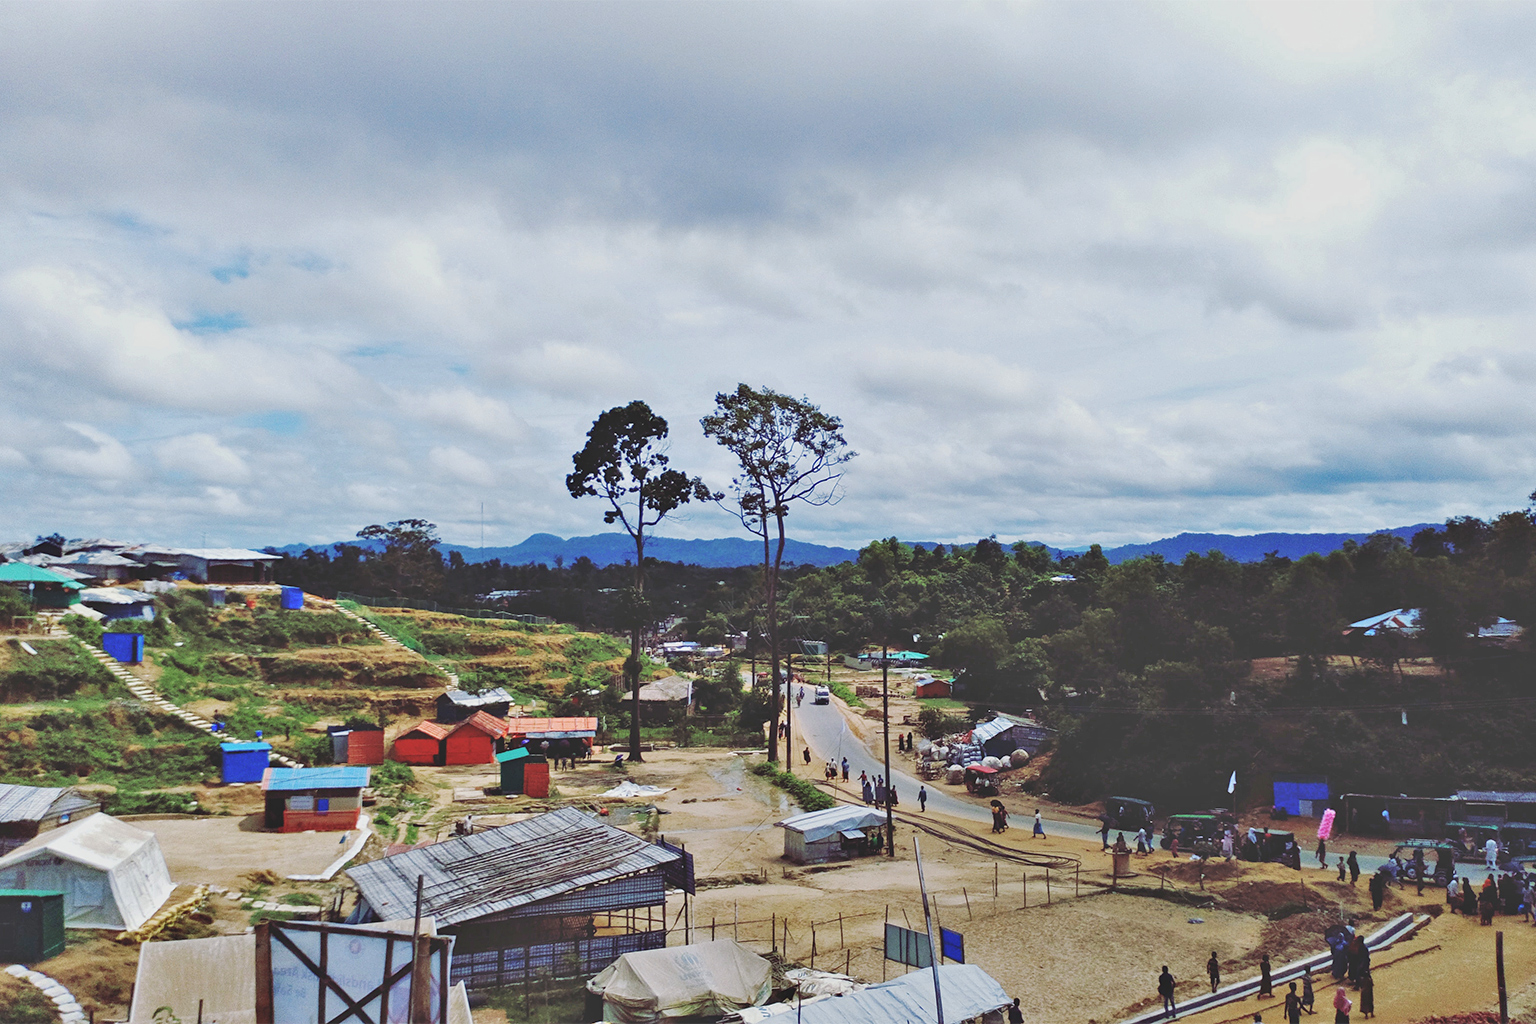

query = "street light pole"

[{"left": 883, "top": 638, "right": 893, "bottom": 857}]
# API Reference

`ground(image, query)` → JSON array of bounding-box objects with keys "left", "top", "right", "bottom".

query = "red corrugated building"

[
  {"left": 443, "top": 711, "right": 506, "bottom": 766},
  {"left": 346, "top": 727, "right": 386, "bottom": 766},
  {"left": 392, "top": 722, "right": 450, "bottom": 766}
]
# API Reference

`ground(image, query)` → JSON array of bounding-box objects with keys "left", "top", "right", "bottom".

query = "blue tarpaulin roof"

[
  {"left": 219, "top": 742, "right": 271, "bottom": 753},
  {"left": 495, "top": 748, "right": 530, "bottom": 763},
  {"left": 263, "top": 766, "right": 370, "bottom": 791}
]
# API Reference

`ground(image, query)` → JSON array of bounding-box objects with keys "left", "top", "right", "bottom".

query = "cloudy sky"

[{"left": 3, "top": 2, "right": 1536, "bottom": 552}]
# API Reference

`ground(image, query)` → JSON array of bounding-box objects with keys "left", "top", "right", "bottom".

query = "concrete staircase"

[{"left": 69, "top": 634, "right": 302, "bottom": 769}]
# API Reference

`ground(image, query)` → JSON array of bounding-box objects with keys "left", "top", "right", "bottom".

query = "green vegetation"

[
  {"left": 483, "top": 979, "right": 590, "bottom": 1024},
  {"left": 0, "top": 985, "right": 57, "bottom": 1024},
  {"left": 0, "top": 640, "right": 123, "bottom": 702},
  {"left": 749, "top": 761, "right": 835, "bottom": 811},
  {"left": 0, "top": 703, "right": 218, "bottom": 788},
  {"left": 826, "top": 678, "right": 865, "bottom": 708},
  {"left": 281, "top": 891, "right": 323, "bottom": 906},
  {"left": 105, "top": 790, "right": 207, "bottom": 815}
]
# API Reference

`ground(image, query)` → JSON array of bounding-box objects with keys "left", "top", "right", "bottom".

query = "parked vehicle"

[
  {"left": 1501, "top": 822, "right": 1536, "bottom": 858},
  {"left": 1444, "top": 821, "right": 1502, "bottom": 862},
  {"left": 1161, "top": 814, "right": 1225, "bottom": 850},
  {"left": 1390, "top": 840, "right": 1458, "bottom": 884},
  {"left": 963, "top": 764, "right": 1000, "bottom": 796},
  {"left": 1105, "top": 796, "right": 1157, "bottom": 831}
]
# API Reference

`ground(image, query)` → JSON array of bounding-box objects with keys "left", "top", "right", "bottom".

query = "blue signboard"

[{"left": 940, "top": 927, "right": 964, "bottom": 963}]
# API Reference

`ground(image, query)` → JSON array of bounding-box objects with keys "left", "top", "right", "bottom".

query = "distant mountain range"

[{"left": 271, "top": 524, "right": 1438, "bottom": 569}]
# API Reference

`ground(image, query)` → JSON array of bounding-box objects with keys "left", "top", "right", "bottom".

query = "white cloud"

[
  {"left": 407, "top": 388, "right": 527, "bottom": 444},
  {"left": 154, "top": 433, "right": 251, "bottom": 484},
  {"left": 43, "top": 423, "right": 134, "bottom": 480},
  {"left": 429, "top": 446, "right": 496, "bottom": 487}
]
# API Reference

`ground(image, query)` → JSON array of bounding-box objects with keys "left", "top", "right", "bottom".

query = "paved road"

[{"left": 790, "top": 696, "right": 1395, "bottom": 876}]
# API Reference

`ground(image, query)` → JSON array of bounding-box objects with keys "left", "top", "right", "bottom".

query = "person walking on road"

[
  {"left": 1006, "top": 996, "right": 1023, "bottom": 1024},
  {"left": 1157, "top": 965, "right": 1177, "bottom": 1019},
  {"left": 1207, "top": 952, "right": 1221, "bottom": 993},
  {"left": 1259, "top": 953, "right": 1273, "bottom": 997},
  {"left": 1316, "top": 837, "right": 1327, "bottom": 866},
  {"left": 1301, "top": 971, "right": 1315, "bottom": 1015},
  {"left": 1033, "top": 809, "right": 1045, "bottom": 838},
  {"left": 1100, "top": 817, "right": 1112, "bottom": 850},
  {"left": 841, "top": 757, "right": 849, "bottom": 781},
  {"left": 1358, "top": 969, "right": 1374, "bottom": 1019},
  {"left": 1486, "top": 837, "right": 1500, "bottom": 870},
  {"left": 918, "top": 785, "right": 927, "bottom": 812}
]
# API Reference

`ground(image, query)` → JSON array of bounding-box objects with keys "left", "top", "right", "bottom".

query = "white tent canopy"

[
  {"left": 0, "top": 813, "right": 174, "bottom": 930},
  {"left": 741, "top": 965, "right": 1009, "bottom": 1024},
  {"left": 588, "top": 940, "right": 772, "bottom": 1023}
]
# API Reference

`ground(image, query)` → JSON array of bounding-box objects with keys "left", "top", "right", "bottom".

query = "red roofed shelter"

[
  {"left": 443, "top": 712, "right": 506, "bottom": 766},
  {"left": 393, "top": 721, "right": 450, "bottom": 766}
]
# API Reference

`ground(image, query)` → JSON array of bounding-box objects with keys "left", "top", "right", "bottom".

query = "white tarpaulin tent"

[
  {"left": 588, "top": 940, "right": 772, "bottom": 1022},
  {"left": 730, "top": 964, "right": 1009, "bottom": 1024},
  {"left": 0, "top": 813, "right": 173, "bottom": 930}
]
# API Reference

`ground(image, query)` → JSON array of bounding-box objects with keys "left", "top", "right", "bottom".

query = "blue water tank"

[
  {"left": 102, "top": 632, "right": 145, "bottom": 664},
  {"left": 220, "top": 742, "right": 272, "bottom": 784},
  {"left": 280, "top": 587, "right": 304, "bottom": 610}
]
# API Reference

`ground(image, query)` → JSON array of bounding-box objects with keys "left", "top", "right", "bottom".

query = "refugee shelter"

[
  {"left": 443, "top": 711, "right": 506, "bottom": 766},
  {"left": 502, "top": 716, "right": 598, "bottom": 763},
  {"left": 778, "top": 806, "right": 888, "bottom": 864},
  {"left": 1273, "top": 774, "right": 1330, "bottom": 817},
  {"left": 588, "top": 940, "right": 771, "bottom": 1023},
  {"left": 0, "top": 783, "right": 100, "bottom": 855},
  {"left": 39, "top": 552, "right": 140, "bottom": 584},
  {"left": 394, "top": 721, "right": 451, "bottom": 765},
  {"left": 135, "top": 547, "right": 279, "bottom": 584},
  {"left": 437, "top": 688, "right": 515, "bottom": 723},
  {"left": 77, "top": 587, "right": 157, "bottom": 621},
  {"left": 347, "top": 807, "right": 689, "bottom": 990},
  {"left": 0, "top": 890, "right": 66, "bottom": 962},
  {"left": 345, "top": 727, "right": 385, "bottom": 765},
  {"left": 971, "top": 714, "right": 1056, "bottom": 757},
  {"left": 219, "top": 742, "right": 272, "bottom": 784},
  {"left": 913, "top": 676, "right": 952, "bottom": 699},
  {"left": 0, "top": 563, "right": 84, "bottom": 609},
  {"left": 1344, "top": 608, "right": 1423, "bottom": 637},
  {"left": 0, "top": 814, "right": 173, "bottom": 930},
  {"left": 127, "top": 919, "right": 476, "bottom": 1024},
  {"left": 261, "top": 766, "right": 368, "bottom": 832},
  {"left": 745, "top": 964, "right": 1010, "bottom": 1024}
]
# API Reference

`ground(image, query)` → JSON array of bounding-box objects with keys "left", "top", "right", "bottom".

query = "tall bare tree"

[
  {"left": 702, "top": 385, "right": 854, "bottom": 764},
  {"left": 568, "top": 401, "right": 712, "bottom": 762}
]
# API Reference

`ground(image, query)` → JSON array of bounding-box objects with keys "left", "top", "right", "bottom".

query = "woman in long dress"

[
  {"left": 1259, "top": 953, "right": 1273, "bottom": 997},
  {"left": 1359, "top": 969, "right": 1375, "bottom": 1019}
]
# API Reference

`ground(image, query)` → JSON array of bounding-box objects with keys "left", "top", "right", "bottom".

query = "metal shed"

[
  {"left": 0, "top": 890, "right": 66, "bottom": 962},
  {"left": 345, "top": 727, "right": 386, "bottom": 766},
  {"left": 102, "top": 631, "right": 145, "bottom": 664},
  {"left": 496, "top": 747, "right": 529, "bottom": 794},
  {"left": 778, "top": 806, "right": 888, "bottom": 864},
  {"left": 261, "top": 766, "right": 369, "bottom": 832},
  {"left": 394, "top": 721, "right": 450, "bottom": 766},
  {"left": 219, "top": 742, "right": 271, "bottom": 784},
  {"left": 0, "top": 784, "right": 100, "bottom": 855},
  {"left": 436, "top": 689, "right": 514, "bottom": 724},
  {"left": 346, "top": 807, "right": 687, "bottom": 991},
  {"left": 443, "top": 712, "right": 506, "bottom": 766}
]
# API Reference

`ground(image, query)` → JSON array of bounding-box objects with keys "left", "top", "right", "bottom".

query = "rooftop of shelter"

[
  {"left": 261, "top": 766, "right": 371, "bottom": 792},
  {"left": 0, "top": 783, "right": 98, "bottom": 824},
  {"left": 347, "top": 807, "right": 680, "bottom": 927}
]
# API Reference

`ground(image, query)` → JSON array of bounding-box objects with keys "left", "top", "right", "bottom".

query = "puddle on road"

[{"left": 706, "top": 756, "right": 793, "bottom": 815}]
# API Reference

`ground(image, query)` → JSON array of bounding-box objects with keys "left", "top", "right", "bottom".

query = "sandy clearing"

[{"left": 134, "top": 815, "right": 364, "bottom": 886}]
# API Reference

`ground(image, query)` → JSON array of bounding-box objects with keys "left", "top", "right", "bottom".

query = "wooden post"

[
  {"left": 839, "top": 913, "right": 844, "bottom": 947},
  {"left": 712, "top": 916, "right": 716, "bottom": 940},
  {"left": 734, "top": 902, "right": 739, "bottom": 941},
  {"left": 1022, "top": 872, "right": 1027, "bottom": 908},
  {"left": 994, "top": 863, "right": 999, "bottom": 901},
  {"left": 963, "top": 888, "right": 971, "bottom": 920},
  {"left": 1498, "top": 930, "right": 1509, "bottom": 1024},
  {"left": 1046, "top": 868, "right": 1052, "bottom": 905},
  {"left": 845, "top": 949, "right": 850, "bottom": 976},
  {"left": 811, "top": 925, "right": 817, "bottom": 967},
  {"left": 771, "top": 913, "right": 777, "bottom": 954},
  {"left": 1075, "top": 864, "right": 1080, "bottom": 897},
  {"left": 254, "top": 920, "right": 273, "bottom": 1024},
  {"left": 410, "top": 935, "right": 432, "bottom": 1024}
]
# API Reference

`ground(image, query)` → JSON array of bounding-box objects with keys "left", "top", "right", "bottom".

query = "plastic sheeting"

[
  {"left": 777, "top": 806, "right": 888, "bottom": 844},
  {"left": 752, "top": 965, "right": 1009, "bottom": 1024},
  {"left": 0, "top": 814, "right": 173, "bottom": 930},
  {"left": 600, "top": 782, "right": 674, "bottom": 800},
  {"left": 588, "top": 940, "right": 771, "bottom": 1023}
]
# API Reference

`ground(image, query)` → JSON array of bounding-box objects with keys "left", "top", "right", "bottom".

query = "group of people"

[
  {"left": 858, "top": 770, "right": 898, "bottom": 809},
  {"left": 1445, "top": 869, "right": 1536, "bottom": 925},
  {"left": 1158, "top": 958, "right": 1369, "bottom": 1023}
]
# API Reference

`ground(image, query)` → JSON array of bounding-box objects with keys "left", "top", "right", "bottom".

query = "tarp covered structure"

[
  {"left": 742, "top": 964, "right": 1009, "bottom": 1024},
  {"left": 0, "top": 814, "right": 173, "bottom": 930},
  {"left": 588, "top": 940, "right": 771, "bottom": 1022}
]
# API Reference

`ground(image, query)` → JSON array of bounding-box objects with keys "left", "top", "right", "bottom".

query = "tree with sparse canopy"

[
  {"left": 569, "top": 401, "right": 713, "bottom": 762},
  {"left": 356, "top": 519, "right": 444, "bottom": 598},
  {"left": 702, "top": 385, "right": 854, "bottom": 765}
]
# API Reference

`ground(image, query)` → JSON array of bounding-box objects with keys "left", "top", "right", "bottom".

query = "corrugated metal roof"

[
  {"left": 403, "top": 721, "right": 451, "bottom": 740},
  {"left": 141, "top": 547, "right": 280, "bottom": 561},
  {"left": 1457, "top": 790, "right": 1536, "bottom": 804},
  {"left": 495, "top": 747, "right": 529, "bottom": 763},
  {"left": 79, "top": 587, "right": 155, "bottom": 605},
  {"left": 969, "top": 717, "right": 1013, "bottom": 744},
  {"left": 262, "top": 766, "right": 371, "bottom": 792},
  {"left": 346, "top": 807, "right": 680, "bottom": 927},
  {"left": 0, "top": 563, "right": 87, "bottom": 588},
  {"left": 778, "top": 806, "right": 889, "bottom": 843},
  {"left": 442, "top": 688, "right": 513, "bottom": 707},
  {"left": 638, "top": 675, "right": 692, "bottom": 702},
  {"left": 449, "top": 711, "right": 507, "bottom": 738},
  {"left": 502, "top": 716, "right": 598, "bottom": 738},
  {"left": 0, "top": 783, "right": 98, "bottom": 824}
]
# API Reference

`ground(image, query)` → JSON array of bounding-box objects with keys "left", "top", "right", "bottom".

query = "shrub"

[
  {"left": 749, "top": 761, "right": 835, "bottom": 811},
  {"left": 373, "top": 760, "right": 415, "bottom": 791},
  {"left": 106, "top": 790, "right": 205, "bottom": 815}
]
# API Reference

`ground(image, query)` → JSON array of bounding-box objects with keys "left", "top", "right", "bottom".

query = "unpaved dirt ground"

[{"left": 130, "top": 814, "right": 364, "bottom": 887}]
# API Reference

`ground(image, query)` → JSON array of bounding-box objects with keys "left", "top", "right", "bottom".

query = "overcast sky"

[{"left": 3, "top": 2, "right": 1535, "bottom": 552}]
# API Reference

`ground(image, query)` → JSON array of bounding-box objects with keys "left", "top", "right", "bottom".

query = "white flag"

[{"left": 1227, "top": 770, "right": 1237, "bottom": 794}]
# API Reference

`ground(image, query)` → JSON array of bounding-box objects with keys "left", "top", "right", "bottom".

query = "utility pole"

[
  {"left": 883, "top": 639, "right": 893, "bottom": 856},
  {"left": 914, "top": 837, "right": 944, "bottom": 1023}
]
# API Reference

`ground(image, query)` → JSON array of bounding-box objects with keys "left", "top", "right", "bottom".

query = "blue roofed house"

[
  {"left": 1272, "top": 774, "right": 1330, "bottom": 817},
  {"left": 260, "top": 766, "right": 369, "bottom": 833}
]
